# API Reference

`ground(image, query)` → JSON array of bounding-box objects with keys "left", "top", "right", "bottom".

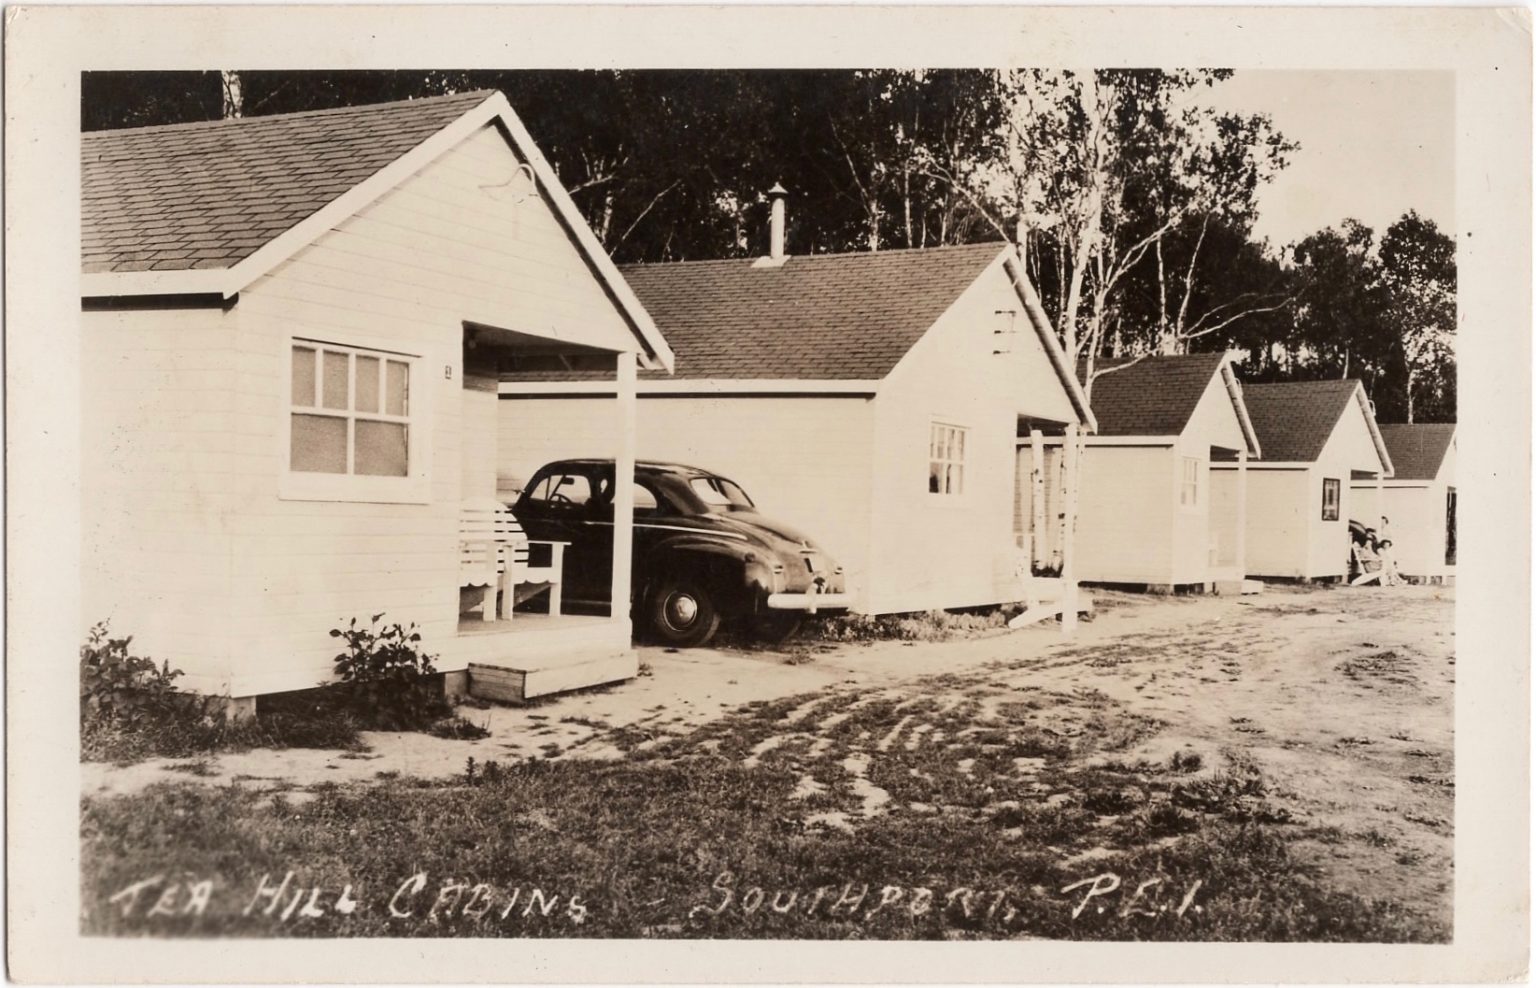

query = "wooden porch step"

[
  {"left": 469, "top": 648, "right": 638, "bottom": 704},
  {"left": 1214, "top": 578, "right": 1265, "bottom": 596}
]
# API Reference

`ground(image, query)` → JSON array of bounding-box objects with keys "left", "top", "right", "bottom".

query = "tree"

[
  {"left": 1287, "top": 219, "right": 1389, "bottom": 384},
  {"left": 1378, "top": 212, "right": 1456, "bottom": 423},
  {"left": 922, "top": 69, "right": 1295, "bottom": 393}
]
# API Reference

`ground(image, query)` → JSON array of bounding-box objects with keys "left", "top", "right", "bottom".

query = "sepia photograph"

[{"left": 6, "top": 4, "right": 1528, "bottom": 982}]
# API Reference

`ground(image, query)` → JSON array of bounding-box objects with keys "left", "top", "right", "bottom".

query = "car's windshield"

[{"left": 689, "top": 476, "right": 754, "bottom": 510}]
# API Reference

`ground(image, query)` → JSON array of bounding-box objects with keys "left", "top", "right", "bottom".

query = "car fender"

[{"left": 638, "top": 537, "right": 763, "bottom": 614}]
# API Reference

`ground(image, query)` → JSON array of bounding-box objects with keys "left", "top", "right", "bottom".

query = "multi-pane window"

[
  {"left": 1321, "top": 477, "right": 1341, "bottom": 521},
  {"left": 1179, "top": 456, "right": 1201, "bottom": 507},
  {"left": 290, "top": 341, "right": 412, "bottom": 477},
  {"left": 929, "top": 423, "right": 967, "bottom": 495}
]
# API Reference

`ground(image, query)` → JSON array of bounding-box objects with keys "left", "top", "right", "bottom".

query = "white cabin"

[
  {"left": 498, "top": 240, "right": 1096, "bottom": 616},
  {"left": 1215, "top": 380, "right": 1394, "bottom": 581},
  {"left": 81, "top": 91, "right": 674, "bottom": 706},
  {"left": 1035, "top": 353, "right": 1262, "bottom": 591},
  {"left": 1351, "top": 423, "right": 1456, "bottom": 582}
]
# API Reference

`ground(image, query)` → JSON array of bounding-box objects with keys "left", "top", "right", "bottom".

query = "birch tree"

[{"left": 924, "top": 69, "right": 1294, "bottom": 392}]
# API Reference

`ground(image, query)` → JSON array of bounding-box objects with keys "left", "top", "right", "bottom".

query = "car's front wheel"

[{"left": 647, "top": 577, "right": 722, "bottom": 647}]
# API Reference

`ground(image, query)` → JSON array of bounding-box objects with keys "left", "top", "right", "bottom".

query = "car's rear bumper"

[{"left": 765, "top": 591, "right": 853, "bottom": 613}]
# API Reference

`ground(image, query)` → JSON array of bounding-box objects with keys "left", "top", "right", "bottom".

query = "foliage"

[
  {"left": 80, "top": 622, "right": 187, "bottom": 732},
  {"left": 1276, "top": 212, "right": 1456, "bottom": 422},
  {"left": 1378, "top": 211, "right": 1457, "bottom": 422},
  {"left": 79, "top": 630, "right": 368, "bottom": 762},
  {"left": 79, "top": 614, "right": 484, "bottom": 763},
  {"left": 933, "top": 69, "right": 1296, "bottom": 366},
  {"left": 807, "top": 606, "right": 1018, "bottom": 643},
  {"left": 330, "top": 614, "right": 446, "bottom": 731}
]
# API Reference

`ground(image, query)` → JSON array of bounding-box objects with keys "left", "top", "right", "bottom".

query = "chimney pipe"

[{"left": 768, "top": 183, "right": 788, "bottom": 262}]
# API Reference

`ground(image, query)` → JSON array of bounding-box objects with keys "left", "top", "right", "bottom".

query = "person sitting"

[{"left": 1376, "top": 538, "right": 1403, "bottom": 586}]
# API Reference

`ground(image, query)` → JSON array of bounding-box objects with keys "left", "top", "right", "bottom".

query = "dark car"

[{"left": 512, "top": 459, "right": 850, "bottom": 646}]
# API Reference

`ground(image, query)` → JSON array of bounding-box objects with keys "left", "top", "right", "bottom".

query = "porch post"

[
  {"left": 1376, "top": 470, "right": 1386, "bottom": 538},
  {"left": 1235, "top": 449, "right": 1249, "bottom": 577},
  {"left": 611, "top": 351, "right": 638, "bottom": 631},
  {"left": 1060, "top": 422, "right": 1080, "bottom": 634}
]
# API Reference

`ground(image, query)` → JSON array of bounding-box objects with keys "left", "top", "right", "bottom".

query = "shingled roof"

[
  {"left": 1080, "top": 353, "right": 1231, "bottom": 438},
  {"left": 1241, "top": 380, "right": 1377, "bottom": 463},
  {"left": 614, "top": 242, "right": 1007, "bottom": 379},
  {"left": 1377, "top": 423, "right": 1456, "bottom": 481},
  {"left": 82, "top": 90, "right": 498, "bottom": 274}
]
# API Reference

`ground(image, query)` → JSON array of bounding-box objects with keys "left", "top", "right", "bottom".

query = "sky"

[{"left": 1202, "top": 70, "right": 1455, "bottom": 251}]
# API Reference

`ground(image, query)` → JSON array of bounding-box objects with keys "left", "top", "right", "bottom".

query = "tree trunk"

[
  {"left": 1406, "top": 367, "right": 1417, "bottom": 423},
  {"left": 1155, "top": 237, "right": 1169, "bottom": 345},
  {"left": 221, "top": 70, "right": 243, "bottom": 119},
  {"left": 902, "top": 165, "right": 914, "bottom": 248}
]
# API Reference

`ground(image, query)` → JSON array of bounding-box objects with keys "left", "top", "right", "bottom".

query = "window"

[
  {"left": 689, "top": 476, "right": 754, "bottom": 510},
  {"left": 929, "top": 423, "right": 967, "bottom": 495},
  {"left": 633, "top": 482, "right": 660, "bottom": 519},
  {"left": 282, "top": 337, "right": 427, "bottom": 503},
  {"left": 1321, "top": 478, "right": 1341, "bottom": 521},
  {"left": 1179, "top": 457, "right": 1201, "bottom": 508},
  {"left": 291, "top": 341, "right": 412, "bottom": 477},
  {"left": 523, "top": 472, "right": 596, "bottom": 507}
]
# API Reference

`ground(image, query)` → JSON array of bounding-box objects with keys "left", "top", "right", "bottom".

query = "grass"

[
  {"left": 81, "top": 758, "right": 1440, "bottom": 941},
  {"left": 81, "top": 697, "right": 368, "bottom": 764},
  {"left": 805, "top": 606, "right": 1022, "bottom": 643},
  {"left": 82, "top": 682, "right": 489, "bottom": 764},
  {"left": 82, "top": 673, "right": 1444, "bottom": 942}
]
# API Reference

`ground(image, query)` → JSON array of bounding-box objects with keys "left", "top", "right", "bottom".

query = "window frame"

[
  {"left": 928, "top": 422, "right": 968, "bottom": 497},
  {"left": 1178, "top": 455, "right": 1202, "bottom": 510},
  {"left": 278, "top": 333, "right": 432, "bottom": 505},
  {"left": 1320, "top": 477, "right": 1341, "bottom": 521}
]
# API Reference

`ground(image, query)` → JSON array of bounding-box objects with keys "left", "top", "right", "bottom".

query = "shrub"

[
  {"left": 80, "top": 622, "right": 185, "bottom": 732},
  {"left": 330, "top": 614, "right": 447, "bottom": 730}
]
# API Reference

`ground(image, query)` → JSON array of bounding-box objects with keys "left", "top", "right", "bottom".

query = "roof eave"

[
  {"left": 1002, "top": 254, "right": 1098, "bottom": 434},
  {"left": 1354, "top": 384, "right": 1395, "bottom": 478},
  {"left": 81, "top": 267, "right": 238, "bottom": 299},
  {"left": 1220, "top": 356, "right": 1263, "bottom": 459}
]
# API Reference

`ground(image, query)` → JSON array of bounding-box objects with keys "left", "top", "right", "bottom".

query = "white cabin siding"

[
  {"left": 1068, "top": 369, "right": 1249, "bottom": 588},
  {"left": 82, "top": 306, "right": 242, "bottom": 693},
  {"left": 461, "top": 377, "right": 500, "bottom": 503},
  {"left": 1070, "top": 445, "right": 1177, "bottom": 585},
  {"left": 1236, "top": 468, "right": 1312, "bottom": 578},
  {"left": 1370, "top": 483, "right": 1453, "bottom": 579},
  {"left": 1208, "top": 465, "right": 1243, "bottom": 568},
  {"left": 867, "top": 262, "right": 1076, "bottom": 612}
]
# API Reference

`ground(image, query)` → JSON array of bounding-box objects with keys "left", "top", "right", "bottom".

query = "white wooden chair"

[
  {"left": 459, "top": 499, "right": 567, "bottom": 620},
  {"left": 1350, "top": 542, "right": 1384, "bottom": 586}
]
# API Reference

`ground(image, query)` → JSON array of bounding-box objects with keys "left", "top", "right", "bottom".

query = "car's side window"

[
  {"left": 633, "top": 481, "right": 661, "bottom": 519},
  {"left": 523, "top": 472, "right": 594, "bottom": 508}
]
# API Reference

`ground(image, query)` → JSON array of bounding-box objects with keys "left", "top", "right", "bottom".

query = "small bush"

[
  {"left": 80, "top": 622, "right": 186, "bottom": 732},
  {"left": 426, "top": 714, "right": 491, "bottom": 741},
  {"left": 807, "top": 606, "right": 1018, "bottom": 643},
  {"left": 80, "top": 622, "right": 227, "bottom": 761},
  {"left": 330, "top": 614, "right": 447, "bottom": 730}
]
